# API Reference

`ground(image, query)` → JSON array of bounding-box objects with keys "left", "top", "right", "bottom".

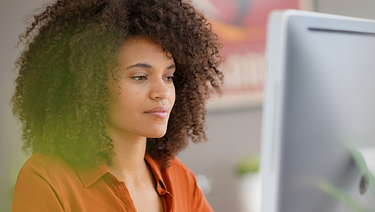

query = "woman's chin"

[
  {"left": 144, "top": 128, "right": 167, "bottom": 139},
  {"left": 147, "top": 133, "right": 167, "bottom": 139}
]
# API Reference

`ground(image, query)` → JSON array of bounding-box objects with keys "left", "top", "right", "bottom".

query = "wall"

[{"left": 314, "top": 0, "right": 375, "bottom": 19}]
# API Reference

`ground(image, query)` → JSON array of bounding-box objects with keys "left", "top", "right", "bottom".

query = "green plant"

[
  {"left": 318, "top": 137, "right": 375, "bottom": 212},
  {"left": 235, "top": 154, "right": 260, "bottom": 176}
]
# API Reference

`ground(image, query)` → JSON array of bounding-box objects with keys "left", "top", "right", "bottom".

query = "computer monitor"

[{"left": 261, "top": 10, "right": 375, "bottom": 212}]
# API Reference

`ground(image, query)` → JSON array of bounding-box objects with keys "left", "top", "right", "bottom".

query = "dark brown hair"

[{"left": 12, "top": 0, "right": 223, "bottom": 167}]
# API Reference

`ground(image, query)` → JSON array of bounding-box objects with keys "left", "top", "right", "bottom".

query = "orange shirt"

[{"left": 12, "top": 152, "right": 213, "bottom": 212}]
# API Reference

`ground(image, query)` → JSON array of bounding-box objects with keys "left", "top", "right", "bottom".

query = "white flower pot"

[{"left": 238, "top": 173, "right": 261, "bottom": 212}]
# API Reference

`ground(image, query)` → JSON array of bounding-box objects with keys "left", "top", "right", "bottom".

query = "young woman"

[{"left": 11, "top": 0, "right": 223, "bottom": 211}]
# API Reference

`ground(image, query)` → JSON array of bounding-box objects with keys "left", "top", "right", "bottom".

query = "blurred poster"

[{"left": 192, "top": 0, "right": 303, "bottom": 109}]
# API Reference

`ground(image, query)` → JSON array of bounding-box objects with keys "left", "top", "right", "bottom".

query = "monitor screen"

[{"left": 261, "top": 10, "right": 375, "bottom": 212}]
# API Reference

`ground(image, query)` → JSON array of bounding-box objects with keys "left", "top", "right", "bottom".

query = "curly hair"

[{"left": 11, "top": 0, "right": 223, "bottom": 168}]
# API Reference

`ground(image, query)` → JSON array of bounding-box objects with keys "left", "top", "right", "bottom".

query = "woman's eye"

[
  {"left": 165, "top": 76, "right": 174, "bottom": 82},
  {"left": 132, "top": 76, "right": 147, "bottom": 81}
]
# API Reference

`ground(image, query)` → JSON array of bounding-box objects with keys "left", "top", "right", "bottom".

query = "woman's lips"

[{"left": 144, "top": 105, "right": 169, "bottom": 119}]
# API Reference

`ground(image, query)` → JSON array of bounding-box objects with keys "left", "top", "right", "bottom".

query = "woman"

[{"left": 11, "top": 0, "right": 223, "bottom": 211}]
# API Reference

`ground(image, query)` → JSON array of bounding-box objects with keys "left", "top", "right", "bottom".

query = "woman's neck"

[{"left": 107, "top": 134, "right": 149, "bottom": 185}]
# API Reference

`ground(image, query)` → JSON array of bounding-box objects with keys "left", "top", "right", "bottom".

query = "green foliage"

[
  {"left": 318, "top": 137, "right": 375, "bottom": 212},
  {"left": 318, "top": 181, "right": 368, "bottom": 212},
  {"left": 235, "top": 155, "right": 260, "bottom": 176}
]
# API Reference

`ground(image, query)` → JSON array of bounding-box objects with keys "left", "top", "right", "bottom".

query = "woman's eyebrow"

[
  {"left": 125, "top": 63, "right": 152, "bottom": 70},
  {"left": 166, "top": 64, "right": 176, "bottom": 70},
  {"left": 125, "top": 63, "right": 176, "bottom": 70}
]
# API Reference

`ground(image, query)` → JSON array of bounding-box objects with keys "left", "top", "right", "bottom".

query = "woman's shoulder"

[
  {"left": 19, "top": 152, "right": 75, "bottom": 181},
  {"left": 23, "top": 152, "right": 68, "bottom": 168}
]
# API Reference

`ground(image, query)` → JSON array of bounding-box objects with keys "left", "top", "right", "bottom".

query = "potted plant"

[{"left": 235, "top": 154, "right": 261, "bottom": 212}]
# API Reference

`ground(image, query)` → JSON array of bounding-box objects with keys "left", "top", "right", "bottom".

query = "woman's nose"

[{"left": 149, "top": 78, "right": 171, "bottom": 100}]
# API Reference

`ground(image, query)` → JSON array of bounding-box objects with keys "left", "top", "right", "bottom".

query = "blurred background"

[{"left": 2, "top": 0, "right": 375, "bottom": 211}]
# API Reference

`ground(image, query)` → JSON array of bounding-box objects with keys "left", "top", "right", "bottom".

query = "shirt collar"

[
  {"left": 144, "top": 153, "right": 168, "bottom": 194},
  {"left": 75, "top": 163, "right": 109, "bottom": 188},
  {"left": 75, "top": 154, "right": 168, "bottom": 190}
]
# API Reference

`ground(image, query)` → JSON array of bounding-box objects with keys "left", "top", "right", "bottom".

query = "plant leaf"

[{"left": 318, "top": 181, "right": 368, "bottom": 212}]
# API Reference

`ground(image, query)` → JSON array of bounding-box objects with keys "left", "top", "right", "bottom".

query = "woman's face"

[{"left": 107, "top": 37, "right": 176, "bottom": 141}]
